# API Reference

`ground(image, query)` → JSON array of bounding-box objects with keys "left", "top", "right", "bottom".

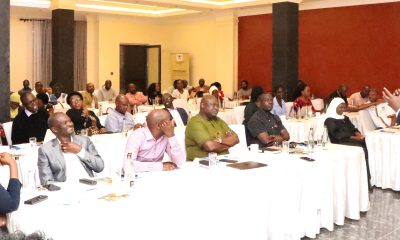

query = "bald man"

[
  {"left": 82, "top": 83, "right": 98, "bottom": 108},
  {"left": 123, "top": 109, "right": 185, "bottom": 172},
  {"left": 105, "top": 94, "right": 141, "bottom": 133},
  {"left": 185, "top": 95, "right": 239, "bottom": 161},
  {"left": 38, "top": 112, "right": 104, "bottom": 185}
]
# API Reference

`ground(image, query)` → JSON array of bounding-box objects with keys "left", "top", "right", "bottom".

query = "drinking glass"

[
  {"left": 208, "top": 152, "right": 218, "bottom": 168},
  {"left": 29, "top": 137, "right": 37, "bottom": 148}
]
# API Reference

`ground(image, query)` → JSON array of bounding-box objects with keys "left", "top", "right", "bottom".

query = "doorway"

[{"left": 120, "top": 44, "right": 161, "bottom": 94}]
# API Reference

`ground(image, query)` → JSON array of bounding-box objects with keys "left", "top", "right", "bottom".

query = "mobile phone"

[
  {"left": 199, "top": 160, "right": 209, "bottom": 166},
  {"left": 79, "top": 178, "right": 97, "bottom": 185},
  {"left": 45, "top": 183, "right": 61, "bottom": 191},
  {"left": 24, "top": 195, "right": 48, "bottom": 205},
  {"left": 300, "top": 156, "right": 315, "bottom": 162},
  {"left": 219, "top": 159, "right": 238, "bottom": 164}
]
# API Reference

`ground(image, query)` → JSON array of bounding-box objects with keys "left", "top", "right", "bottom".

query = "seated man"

[
  {"left": 237, "top": 80, "right": 252, "bottom": 100},
  {"left": 125, "top": 83, "right": 148, "bottom": 112},
  {"left": 192, "top": 78, "right": 209, "bottom": 97},
  {"left": 349, "top": 85, "right": 370, "bottom": 106},
  {"left": 0, "top": 153, "right": 22, "bottom": 215},
  {"left": 185, "top": 95, "right": 239, "bottom": 161},
  {"left": 38, "top": 112, "right": 104, "bottom": 185},
  {"left": 247, "top": 93, "right": 290, "bottom": 146},
  {"left": 326, "top": 83, "right": 348, "bottom": 106},
  {"left": 82, "top": 83, "right": 98, "bottom": 109},
  {"left": 18, "top": 79, "right": 32, "bottom": 96},
  {"left": 367, "top": 89, "right": 396, "bottom": 128},
  {"left": 11, "top": 92, "right": 49, "bottom": 144},
  {"left": 162, "top": 93, "right": 189, "bottom": 126},
  {"left": 105, "top": 94, "right": 141, "bottom": 132},
  {"left": 98, "top": 80, "right": 117, "bottom": 102},
  {"left": 123, "top": 109, "right": 184, "bottom": 172}
]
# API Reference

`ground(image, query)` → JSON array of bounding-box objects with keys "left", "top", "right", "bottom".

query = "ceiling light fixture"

[
  {"left": 76, "top": 3, "right": 186, "bottom": 15},
  {"left": 10, "top": 0, "right": 50, "bottom": 8},
  {"left": 183, "top": 0, "right": 258, "bottom": 6}
]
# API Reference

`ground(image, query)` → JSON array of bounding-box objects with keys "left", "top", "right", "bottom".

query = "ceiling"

[
  {"left": 10, "top": 0, "right": 307, "bottom": 18},
  {"left": 10, "top": 0, "right": 394, "bottom": 18}
]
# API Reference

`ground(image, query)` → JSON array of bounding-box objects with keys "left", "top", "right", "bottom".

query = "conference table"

[
  {"left": 365, "top": 127, "right": 400, "bottom": 191},
  {"left": 2, "top": 132, "right": 369, "bottom": 240}
]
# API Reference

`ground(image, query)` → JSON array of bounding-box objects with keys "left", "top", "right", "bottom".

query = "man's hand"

[
  {"left": 82, "top": 107, "right": 89, "bottom": 117},
  {"left": 351, "top": 135, "right": 365, "bottom": 142},
  {"left": 133, "top": 123, "right": 143, "bottom": 130},
  {"left": 159, "top": 120, "right": 175, "bottom": 138},
  {"left": 162, "top": 162, "right": 177, "bottom": 171},
  {"left": 0, "top": 153, "right": 16, "bottom": 166},
  {"left": 383, "top": 87, "right": 400, "bottom": 112},
  {"left": 60, "top": 142, "right": 82, "bottom": 154}
]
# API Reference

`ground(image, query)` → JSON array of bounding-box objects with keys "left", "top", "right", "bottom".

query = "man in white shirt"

[
  {"left": 367, "top": 89, "right": 396, "bottom": 128},
  {"left": 98, "top": 80, "right": 117, "bottom": 102},
  {"left": 38, "top": 112, "right": 104, "bottom": 185},
  {"left": 349, "top": 85, "right": 370, "bottom": 106},
  {"left": 105, "top": 94, "right": 141, "bottom": 132},
  {"left": 162, "top": 93, "right": 188, "bottom": 126}
]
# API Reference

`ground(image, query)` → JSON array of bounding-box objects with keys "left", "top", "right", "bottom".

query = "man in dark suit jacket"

[
  {"left": 383, "top": 88, "right": 400, "bottom": 125},
  {"left": 12, "top": 92, "right": 49, "bottom": 144},
  {"left": 162, "top": 93, "right": 189, "bottom": 126},
  {"left": 37, "top": 112, "right": 104, "bottom": 185}
]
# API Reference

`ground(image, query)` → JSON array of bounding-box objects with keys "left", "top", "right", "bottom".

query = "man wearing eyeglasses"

[{"left": 11, "top": 92, "right": 49, "bottom": 144}]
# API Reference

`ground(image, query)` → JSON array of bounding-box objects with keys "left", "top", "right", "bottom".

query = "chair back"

[
  {"left": 2, "top": 121, "right": 13, "bottom": 145},
  {"left": 228, "top": 124, "right": 248, "bottom": 154},
  {"left": 173, "top": 99, "right": 190, "bottom": 113},
  {"left": 359, "top": 109, "right": 377, "bottom": 133}
]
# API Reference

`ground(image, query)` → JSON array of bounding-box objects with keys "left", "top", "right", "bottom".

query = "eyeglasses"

[{"left": 71, "top": 98, "right": 82, "bottom": 103}]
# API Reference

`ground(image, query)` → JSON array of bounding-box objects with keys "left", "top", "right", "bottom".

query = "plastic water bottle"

[
  {"left": 124, "top": 153, "right": 135, "bottom": 191},
  {"left": 308, "top": 127, "right": 315, "bottom": 153}
]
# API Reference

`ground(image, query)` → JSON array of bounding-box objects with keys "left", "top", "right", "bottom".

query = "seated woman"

[
  {"left": 147, "top": 83, "right": 162, "bottom": 105},
  {"left": 324, "top": 97, "right": 371, "bottom": 189},
  {"left": 171, "top": 80, "right": 190, "bottom": 100},
  {"left": 293, "top": 84, "right": 316, "bottom": 113},
  {"left": 66, "top": 92, "right": 106, "bottom": 135},
  {"left": 0, "top": 153, "right": 22, "bottom": 227}
]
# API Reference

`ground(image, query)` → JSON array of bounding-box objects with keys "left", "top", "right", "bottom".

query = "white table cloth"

[
  {"left": 189, "top": 109, "right": 238, "bottom": 124},
  {"left": 280, "top": 117, "right": 319, "bottom": 142},
  {"left": 5, "top": 138, "right": 369, "bottom": 240},
  {"left": 366, "top": 128, "right": 400, "bottom": 190},
  {"left": 138, "top": 104, "right": 164, "bottom": 113}
]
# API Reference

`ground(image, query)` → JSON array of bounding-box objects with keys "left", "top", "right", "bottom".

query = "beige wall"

[
  {"left": 9, "top": 12, "right": 238, "bottom": 96},
  {"left": 10, "top": 16, "right": 32, "bottom": 92}
]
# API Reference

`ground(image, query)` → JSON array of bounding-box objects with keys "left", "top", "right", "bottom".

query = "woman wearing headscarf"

[{"left": 324, "top": 97, "right": 371, "bottom": 189}]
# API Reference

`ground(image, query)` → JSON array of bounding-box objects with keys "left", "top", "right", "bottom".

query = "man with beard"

[{"left": 247, "top": 93, "right": 290, "bottom": 146}]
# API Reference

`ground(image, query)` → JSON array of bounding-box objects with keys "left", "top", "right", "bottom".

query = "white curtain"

[{"left": 31, "top": 20, "right": 52, "bottom": 87}]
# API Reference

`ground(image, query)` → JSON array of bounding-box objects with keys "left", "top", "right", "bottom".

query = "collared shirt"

[
  {"left": 98, "top": 86, "right": 117, "bottom": 102},
  {"left": 105, "top": 108, "right": 135, "bottom": 133},
  {"left": 123, "top": 127, "right": 184, "bottom": 172},
  {"left": 349, "top": 92, "right": 369, "bottom": 106},
  {"left": 172, "top": 89, "right": 189, "bottom": 100},
  {"left": 82, "top": 91, "right": 98, "bottom": 108},
  {"left": 247, "top": 109, "right": 287, "bottom": 146},
  {"left": 56, "top": 137, "right": 89, "bottom": 182},
  {"left": 125, "top": 92, "right": 148, "bottom": 106},
  {"left": 272, "top": 97, "right": 286, "bottom": 116},
  {"left": 166, "top": 109, "right": 184, "bottom": 127},
  {"left": 185, "top": 114, "right": 233, "bottom": 161},
  {"left": 237, "top": 88, "right": 252, "bottom": 99},
  {"left": 25, "top": 108, "right": 34, "bottom": 117}
]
